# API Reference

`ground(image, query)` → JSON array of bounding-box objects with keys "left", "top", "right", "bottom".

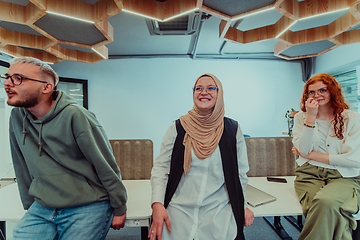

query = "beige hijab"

[{"left": 179, "top": 73, "right": 225, "bottom": 175}]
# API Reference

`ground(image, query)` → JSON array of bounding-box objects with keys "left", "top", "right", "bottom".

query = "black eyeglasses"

[
  {"left": 305, "top": 88, "right": 328, "bottom": 98},
  {"left": 193, "top": 85, "right": 218, "bottom": 94},
  {"left": 0, "top": 73, "right": 48, "bottom": 86}
]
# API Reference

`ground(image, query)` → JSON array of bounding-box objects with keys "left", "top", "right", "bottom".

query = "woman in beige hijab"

[{"left": 149, "top": 74, "right": 254, "bottom": 240}]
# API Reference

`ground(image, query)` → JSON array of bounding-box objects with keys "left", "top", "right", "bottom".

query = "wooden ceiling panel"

[
  {"left": 0, "top": 27, "right": 53, "bottom": 49},
  {"left": 0, "top": 1, "right": 29, "bottom": 24},
  {"left": 215, "top": 0, "right": 360, "bottom": 59},
  {"left": 93, "top": 0, "right": 123, "bottom": 21},
  {"left": 1, "top": 0, "right": 360, "bottom": 62},
  {"left": 0, "top": 0, "right": 120, "bottom": 63},
  {"left": 43, "top": 0, "right": 94, "bottom": 22},
  {"left": 334, "top": 28, "right": 360, "bottom": 44},
  {"left": 1, "top": 44, "right": 63, "bottom": 63}
]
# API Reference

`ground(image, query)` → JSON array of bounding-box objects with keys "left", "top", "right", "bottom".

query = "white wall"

[
  {"left": 314, "top": 43, "right": 360, "bottom": 75},
  {"left": 53, "top": 58, "right": 304, "bottom": 157}
]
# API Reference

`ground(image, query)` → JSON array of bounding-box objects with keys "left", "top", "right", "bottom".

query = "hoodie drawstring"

[
  {"left": 38, "top": 123, "right": 43, "bottom": 156},
  {"left": 22, "top": 113, "right": 27, "bottom": 145},
  {"left": 22, "top": 112, "right": 43, "bottom": 156}
]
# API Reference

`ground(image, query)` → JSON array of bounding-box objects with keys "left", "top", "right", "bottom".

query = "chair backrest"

[
  {"left": 245, "top": 137, "right": 296, "bottom": 177},
  {"left": 109, "top": 139, "right": 153, "bottom": 180}
]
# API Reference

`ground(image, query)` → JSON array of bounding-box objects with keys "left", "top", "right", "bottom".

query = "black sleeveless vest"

[{"left": 164, "top": 117, "right": 245, "bottom": 240}]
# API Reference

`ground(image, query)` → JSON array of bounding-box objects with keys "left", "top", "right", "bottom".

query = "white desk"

[
  {"left": 0, "top": 179, "right": 152, "bottom": 240},
  {"left": 0, "top": 180, "right": 25, "bottom": 240},
  {"left": 123, "top": 180, "right": 152, "bottom": 240},
  {"left": 247, "top": 176, "right": 302, "bottom": 217},
  {"left": 123, "top": 180, "right": 152, "bottom": 227},
  {"left": 247, "top": 176, "right": 303, "bottom": 240}
]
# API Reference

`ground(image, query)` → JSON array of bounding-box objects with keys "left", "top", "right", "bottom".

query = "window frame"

[{"left": 57, "top": 77, "right": 89, "bottom": 109}]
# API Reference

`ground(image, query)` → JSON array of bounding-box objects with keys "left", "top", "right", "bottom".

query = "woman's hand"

[
  {"left": 292, "top": 146, "right": 301, "bottom": 156},
  {"left": 244, "top": 208, "right": 254, "bottom": 227},
  {"left": 293, "top": 146, "right": 329, "bottom": 164},
  {"left": 149, "top": 202, "right": 171, "bottom": 240},
  {"left": 305, "top": 98, "right": 319, "bottom": 119},
  {"left": 292, "top": 146, "right": 308, "bottom": 158},
  {"left": 292, "top": 146, "right": 312, "bottom": 159}
]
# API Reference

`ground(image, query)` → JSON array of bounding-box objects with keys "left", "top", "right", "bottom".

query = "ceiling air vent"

[{"left": 145, "top": 12, "right": 202, "bottom": 35}]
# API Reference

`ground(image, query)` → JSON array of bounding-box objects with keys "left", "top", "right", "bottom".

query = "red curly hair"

[{"left": 300, "top": 73, "right": 349, "bottom": 139}]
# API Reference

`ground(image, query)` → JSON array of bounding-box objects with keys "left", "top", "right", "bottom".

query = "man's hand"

[
  {"left": 149, "top": 202, "right": 171, "bottom": 240},
  {"left": 111, "top": 213, "right": 126, "bottom": 230}
]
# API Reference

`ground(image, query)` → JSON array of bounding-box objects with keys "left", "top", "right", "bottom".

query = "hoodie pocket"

[{"left": 28, "top": 174, "right": 103, "bottom": 208}]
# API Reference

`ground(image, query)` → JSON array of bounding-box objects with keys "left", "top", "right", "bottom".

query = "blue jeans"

[{"left": 13, "top": 201, "right": 114, "bottom": 240}]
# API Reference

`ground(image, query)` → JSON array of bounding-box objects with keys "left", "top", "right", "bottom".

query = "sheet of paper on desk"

[{"left": 246, "top": 184, "right": 276, "bottom": 207}]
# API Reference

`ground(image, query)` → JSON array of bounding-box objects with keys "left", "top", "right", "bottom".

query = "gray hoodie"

[{"left": 9, "top": 90, "right": 127, "bottom": 215}]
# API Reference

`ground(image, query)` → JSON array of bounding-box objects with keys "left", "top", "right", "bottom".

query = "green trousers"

[{"left": 294, "top": 163, "right": 360, "bottom": 240}]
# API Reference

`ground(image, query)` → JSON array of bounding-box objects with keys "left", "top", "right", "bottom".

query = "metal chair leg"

[{"left": 263, "top": 216, "right": 293, "bottom": 240}]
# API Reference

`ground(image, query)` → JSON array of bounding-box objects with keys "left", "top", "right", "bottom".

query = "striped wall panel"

[
  {"left": 109, "top": 139, "right": 153, "bottom": 180},
  {"left": 245, "top": 137, "right": 296, "bottom": 177}
]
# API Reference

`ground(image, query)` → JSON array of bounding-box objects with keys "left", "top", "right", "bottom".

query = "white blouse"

[{"left": 151, "top": 121, "right": 249, "bottom": 240}]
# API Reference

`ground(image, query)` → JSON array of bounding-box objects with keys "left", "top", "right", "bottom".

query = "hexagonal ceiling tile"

[
  {"left": 199, "top": 0, "right": 360, "bottom": 60},
  {"left": 0, "top": 0, "right": 121, "bottom": 63}
]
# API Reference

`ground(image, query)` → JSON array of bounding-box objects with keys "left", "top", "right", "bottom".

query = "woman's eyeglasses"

[
  {"left": 193, "top": 85, "right": 217, "bottom": 94},
  {"left": 305, "top": 88, "right": 328, "bottom": 98}
]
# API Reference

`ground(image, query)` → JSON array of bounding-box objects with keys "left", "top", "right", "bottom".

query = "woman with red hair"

[{"left": 292, "top": 73, "right": 360, "bottom": 240}]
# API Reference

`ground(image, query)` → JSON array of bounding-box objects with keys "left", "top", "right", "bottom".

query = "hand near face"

[{"left": 305, "top": 98, "right": 319, "bottom": 117}]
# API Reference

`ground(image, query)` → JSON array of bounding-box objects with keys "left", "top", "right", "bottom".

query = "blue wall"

[{"left": 53, "top": 58, "right": 304, "bottom": 157}]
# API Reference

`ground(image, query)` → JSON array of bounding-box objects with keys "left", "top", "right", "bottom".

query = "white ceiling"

[
  {"left": 105, "top": 6, "right": 354, "bottom": 61},
  {"left": 106, "top": 10, "right": 283, "bottom": 60}
]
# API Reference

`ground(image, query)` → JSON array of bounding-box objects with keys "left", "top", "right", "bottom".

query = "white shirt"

[{"left": 151, "top": 121, "right": 249, "bottom": 240}]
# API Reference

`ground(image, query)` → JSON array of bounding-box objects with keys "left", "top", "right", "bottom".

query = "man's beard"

[{"left": 7, "top": 92, "right": 39, "bottom": 108}]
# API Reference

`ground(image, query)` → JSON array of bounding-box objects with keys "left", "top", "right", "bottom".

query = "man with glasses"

[{"left": 1, "top": 57, "right": 127, "bottom": 240}]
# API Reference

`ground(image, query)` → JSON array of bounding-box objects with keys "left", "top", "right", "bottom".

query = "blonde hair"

[{"left": 10, "top": 57, "right": 59, "bottom": 86}]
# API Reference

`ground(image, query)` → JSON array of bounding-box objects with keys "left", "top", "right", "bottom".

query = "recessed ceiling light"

[
  {"left": 46, "top": 11, "right": 94, "bottom": 24},
  {"left": 163, "top": 8, "right": 199, "bottom": 22},
  {"left": 92, "top": 48, "right": 106, "bottom": 59},
  {"left": 299, "top": 8, "right": 349, "bottom": 21},
  {"left": 123, "top": 7, "right": 199, "bottom": 22},
  {"left": 276, "top": 20, "right": 298, "bottom": 38},
  {"left": 0, "top": 50, "right": 16, "bottom": 58},
  {"left": 122, "top": 9, "right": 163, "bottom": 22},
  {"left": 232, "top": 7, "right": 275, "bottom": 21}
]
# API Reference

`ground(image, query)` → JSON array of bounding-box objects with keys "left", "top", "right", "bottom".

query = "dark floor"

[{"left": 105, "top": 216, "right": 302, "bottom": 240}]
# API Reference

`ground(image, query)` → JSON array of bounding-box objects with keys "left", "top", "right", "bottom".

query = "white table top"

[
  {"left": 0, "top": 179, "right": 152, "bottom": 226},
  {"left": 247, "top": 176, "right": 303, "bottom": 217},
  {"left": 1, "top": 176, "right": 303, "bottom": 223},
  {"left": 0, "top": 180, "right": 25, "bottom": 222},
  {"left": 122, "top": 180, "right": 151, "bottom": 220}
]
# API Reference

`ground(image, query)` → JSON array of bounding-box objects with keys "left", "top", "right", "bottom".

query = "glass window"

[
  {"left": 333, "top": 70, "right": 359, "bottom": 113},
  {"left": 57, "top": 77, "right": 88, "bottom": 109}
]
